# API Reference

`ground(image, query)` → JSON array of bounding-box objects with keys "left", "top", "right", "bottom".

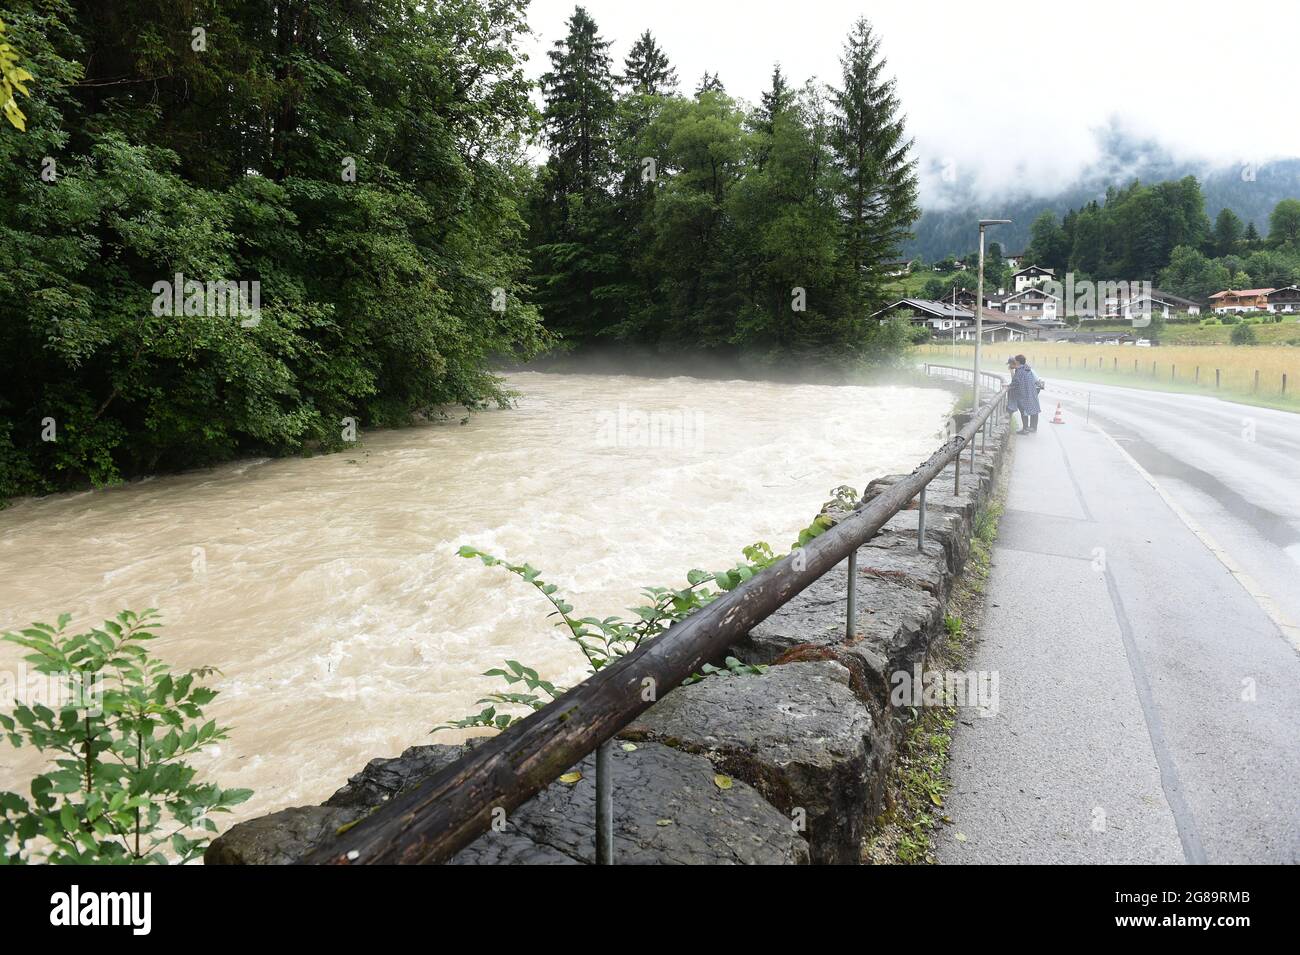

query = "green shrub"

[
  {"left": 1221, "top": 314, "right": 1242, "bottom": 325},
  {"left": 0, "top": 610, "right": 250, "bottom": 863},
  {"left": 1230, "top": 323, "right": 1258, "bottom": 346}
]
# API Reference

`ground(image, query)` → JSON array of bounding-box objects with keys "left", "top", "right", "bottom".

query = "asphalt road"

[{"left": 938, "top": 378, "right": 1300, "bottom": 864}]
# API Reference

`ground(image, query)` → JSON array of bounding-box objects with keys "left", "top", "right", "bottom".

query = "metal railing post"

[
  {"left": 595, "top": 740, "right": 613, "bottom": 864},
  {"left": 917, "top": 486, "right": 927, "bottom": 553},
  {"left": 845, "top": 550, "right": 857, "bottom": 639}
]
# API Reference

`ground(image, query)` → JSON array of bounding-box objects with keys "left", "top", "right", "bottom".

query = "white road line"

[{"left": 1089, "top": 420, "right": 1300, "bottom": 654}]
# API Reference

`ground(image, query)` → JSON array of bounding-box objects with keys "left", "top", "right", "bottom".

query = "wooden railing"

[{"left": 303, "top": 372, "right": 1010, "bottom": 865}]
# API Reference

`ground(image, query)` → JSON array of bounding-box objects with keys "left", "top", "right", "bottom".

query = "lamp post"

[{"left": 974, "top": 218, "right": 1012, "bottom": 408}]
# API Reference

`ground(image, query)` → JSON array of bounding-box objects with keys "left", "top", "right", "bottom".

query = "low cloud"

[{"left": 523, "top": 0, "right": 1300, "bottom": 205}]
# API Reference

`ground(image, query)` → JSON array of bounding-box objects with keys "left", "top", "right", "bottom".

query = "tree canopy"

[
  {"left": 525, "top": 10, "right": 920, "bottom": 364},
  {"left": 0, "top": 0, "right": 547, "bottom": 498},
  {"left": 2, "top": 2, "right": 924, "bottom": 499}
]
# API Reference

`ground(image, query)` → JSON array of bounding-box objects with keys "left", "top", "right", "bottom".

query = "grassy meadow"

[{"left": 915, "top": 341, "right": 1300, "bottom": 413}]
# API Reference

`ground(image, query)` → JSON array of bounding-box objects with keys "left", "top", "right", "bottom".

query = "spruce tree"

[
  {"left": 756, "top": 64, "right": 792, "bottom": 132},
  {"left": 829, "top": 17, "right": 918, "bottom": 309},
  {"left": 620, "top": 29, "right": 677, "bottom": 94},
  {"left": 695, "top": 71, "right": 725, "bottom": 96},
  {"left": 1213, "top": 207, "right": 1243, "bottom": 257},
  {"left": 530, "top": 5, "right": 620, "bottom": 338},
  {"left": 539, "top": 5, "right": 616, "bottom": 200}
]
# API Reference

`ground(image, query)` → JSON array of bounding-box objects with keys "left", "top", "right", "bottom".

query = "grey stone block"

[
  {"left": 622, "top": 661, "right": 875, "bottom": 863},
  {"left": 207, "top": 740, "right": 807, "bottom": 865}
]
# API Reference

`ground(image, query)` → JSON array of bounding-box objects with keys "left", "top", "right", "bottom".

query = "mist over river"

[{"left": 0, "top": 371, "right": 952, "bottom": 827}]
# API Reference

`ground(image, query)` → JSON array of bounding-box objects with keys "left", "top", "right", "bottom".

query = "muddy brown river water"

[{"left": 0, "top": 371, "right": 951, "bottom": 828}]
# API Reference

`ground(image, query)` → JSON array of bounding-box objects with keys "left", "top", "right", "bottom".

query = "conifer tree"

[
  {"left": 539, "top": 5, "right": 617, "bottom": 200},
  {"left": 620, "top": 29, "right": 677, "bottom": 94},
  {"left": 530, "top": 5, "right": 621, "bottom": 338},
  {"left": 695, "top": 71, "right": 724, "bottom": 96},
  {"left": 754, "top": 63, "right": 791, "bottom": 136},
  {"left": 829, "top": 17, "right": 918, "bottom": 309}
]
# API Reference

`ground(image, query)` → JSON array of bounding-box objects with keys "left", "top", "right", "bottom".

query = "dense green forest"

[
  {"left": 524, "top": 7, "right": 918, "bottom": 358},
  {"left": 915, "top": 178, "right": 1300, "bottom": 306},
  {"left": 905, "top": 145, "right": 1300, "bottom": 265},
  {"left": 1019, "top": 182, "right": 1300, "bottom": 298},
  {"left": 1, "top": 0, "right": 553, "bottom": 497},
  {"left": 0, "top": 1, "right": 921, "bottom": 499}
]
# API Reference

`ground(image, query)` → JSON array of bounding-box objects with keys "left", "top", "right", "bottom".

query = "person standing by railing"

[
  {"left": 1004, "top": 357, "right": 1022, "bottom": 430},
  {"left": 1011, "top": 355, "right": 1042, "bottom": 434}
]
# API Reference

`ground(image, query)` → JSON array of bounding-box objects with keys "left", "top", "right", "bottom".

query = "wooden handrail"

[{"left": 303, "top": 383, "right": 1009, "bottom": 865}]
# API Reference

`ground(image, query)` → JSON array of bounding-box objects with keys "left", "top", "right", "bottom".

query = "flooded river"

[{"left": 0, "top": 371, "right": 951, "bottom": 828}]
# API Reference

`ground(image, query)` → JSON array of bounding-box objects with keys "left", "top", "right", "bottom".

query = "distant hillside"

[{"left": 905, "top": 149, "right": 1300, "bottom": 262}]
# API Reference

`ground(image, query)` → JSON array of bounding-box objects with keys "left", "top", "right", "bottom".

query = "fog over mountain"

[
  {"left": 905, "top": 125, "right": 1300, "bottom": 262},
  {"left": 518, "top": 1, "right": 1300, "bottom": 265}
]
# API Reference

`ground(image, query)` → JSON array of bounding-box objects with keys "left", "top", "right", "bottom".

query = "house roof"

[
  {"left": 870, "top": 298, "right": 973, "bottom": 321},
  {"left": 1266, "top": 285, "right": 1300, "bottom": 296},
  {"left": 1004, "top": 287, "right": 1061, "bottom": 302},
  {"left": 1147, "top": 289, "right": 1202, "bottom": 308},
  {"left": 1012, "top": 265, "right": 1054, "bottom": 277},
  {"left": 1124, "top": 291, "right": 1199, "bottom": 309},
  {"left": 1209, "top": 288, "right": 1275, "bottom": 298}
]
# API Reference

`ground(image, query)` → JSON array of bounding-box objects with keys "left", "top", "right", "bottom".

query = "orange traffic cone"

[{"left": 1051, "top": 402, "right": 1065, "bottom": 424}]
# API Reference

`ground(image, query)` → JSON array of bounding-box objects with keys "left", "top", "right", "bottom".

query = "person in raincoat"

[
  {"left": 1004, "top": 357, "right": 1020, "bottom": 428},
  {"left": 1010, "top": 354, "right": 1042, "bottom": 433}
]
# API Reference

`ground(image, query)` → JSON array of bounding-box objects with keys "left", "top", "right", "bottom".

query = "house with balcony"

[
  {"left": 1210, "top": 288, "right": 1274, "bottom": 313},
  {"left": 1012, "top": 264, "right": 1055, "bottom": 292},
  {"left": 1120, "top": 290, "right": 1203, "bottom": 320},
  {"left": 869, "top": 298, "right": 974, "bottom": 331},
  {"left": 1265, "top": 286, "right": 1300, "bottom": 314},
  {"left": 1000, "top": 286, "right": 1061, "bottom": 323}
]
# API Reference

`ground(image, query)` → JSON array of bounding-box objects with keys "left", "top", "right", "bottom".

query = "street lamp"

[{"left": 974, "top": 218, "right": 1012, "bottom": 408}]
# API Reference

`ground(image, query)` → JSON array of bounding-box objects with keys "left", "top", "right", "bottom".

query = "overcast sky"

[{"left": 519, "top": 0, "right": 1300, "bottom": 204}]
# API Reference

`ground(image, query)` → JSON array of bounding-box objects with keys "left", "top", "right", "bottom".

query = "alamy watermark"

[
  {"left": 890, "top": 664, "right": 999, "bottom": 716},
  {"left": 151, "top": 272, "right": 261, "bottom": 327},
  {"left": 0, "top": 666, "right": 104, "bottom": 717},
  {"left": 594, "top": 404, "right": 699, "bottom": 449},
  {"left": 1038, "top": 275, "right": 1155, "bottom": 324}
]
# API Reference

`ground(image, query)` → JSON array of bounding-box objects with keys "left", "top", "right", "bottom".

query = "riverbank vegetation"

[
  {"left": 437, "top": 506, "right": 845, "bottom": 733},
  {"left": 0, "top": 0, "right": 548, "bottom": 500},
  {"left": 0, "top": 610, "right": 249, "bottom": 863},
  {"left": 2, "top": 1, "right": 922, "bottom": 502}
]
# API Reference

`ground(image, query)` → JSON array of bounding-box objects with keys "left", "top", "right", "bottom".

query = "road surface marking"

[{"left": 1090, "top": 421, "right": 1300, "bottom": 654}]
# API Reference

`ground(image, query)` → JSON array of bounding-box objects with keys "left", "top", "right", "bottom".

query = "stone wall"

[{"left": 207, "top": 408, "right": 1011, "bottom": 866}]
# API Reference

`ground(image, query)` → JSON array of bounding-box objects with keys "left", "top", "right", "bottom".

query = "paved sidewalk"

[{"left": 938, "top": 405, "right": 1300, "bottom": 864}]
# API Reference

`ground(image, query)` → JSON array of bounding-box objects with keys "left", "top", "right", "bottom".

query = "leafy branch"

[
  {"left": 0, "top": 610, "right": 251, "bottom": 864},
  {"left": 436, "top": 501, "right": 844, "bottom": 734},
  {"left": 0, "top": 19, "right": 34, "bottom": 131}
]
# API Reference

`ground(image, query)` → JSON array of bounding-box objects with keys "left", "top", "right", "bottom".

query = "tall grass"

[{"left": 916, "top": 342, "right": 1300, "bottom": 412}]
